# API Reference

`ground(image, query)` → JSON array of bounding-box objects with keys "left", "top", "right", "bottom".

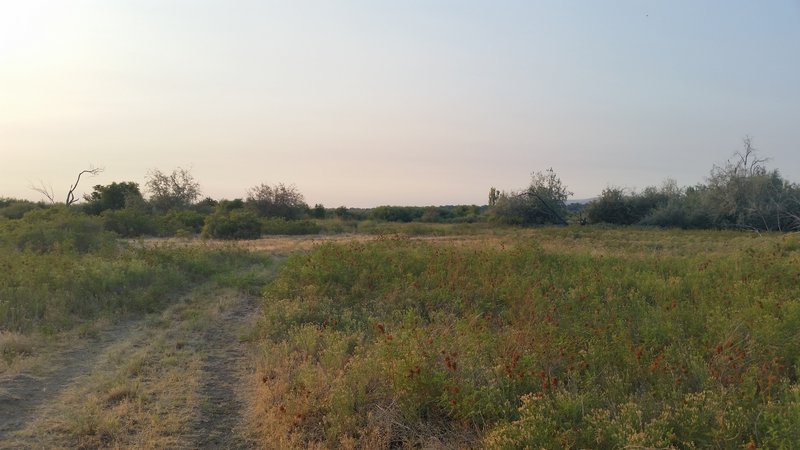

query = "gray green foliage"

[
  {"left": 585, "top": 138, "right": 800, "bottom": 231},
  {"left": 145, "top": 167, "right": 201, "bottom": 212},
  {"left": 490, "top": 168, "right": 573, "bottom": 225},
  {"left": 0, "top": 198, "right": 43, "bottom": 220},
  {"left": 246, "top": 183, "right": 308, "bottom": 219}
]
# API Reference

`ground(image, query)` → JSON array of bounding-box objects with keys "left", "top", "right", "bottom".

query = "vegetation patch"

[{"left": 250, "top": 229, "right": 800, "bottom": 448}]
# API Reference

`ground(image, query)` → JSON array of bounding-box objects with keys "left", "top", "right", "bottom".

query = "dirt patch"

[{"left": 191, "top": 294, "right": 260, "bottom": 449}]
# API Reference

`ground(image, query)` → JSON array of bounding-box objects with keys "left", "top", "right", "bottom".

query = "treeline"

[
  {"left": 3, "top": 137, "right": 798, "bottom": 239},
  {"left": 489, "top": 137, "right": 800, "bottom": 232},
  {"left": 0, "top": 167, "right": 486, "bottom": 241}
]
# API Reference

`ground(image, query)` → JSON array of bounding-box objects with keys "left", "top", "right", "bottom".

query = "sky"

[{"left": 1, "top": 1, "right": 799, "bottom": 207}]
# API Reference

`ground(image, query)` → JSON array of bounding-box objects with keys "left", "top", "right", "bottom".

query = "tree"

[
  {"left": 312, "top": 204, "right": 326, "bottom": 219},
  {"left": 334, "top": 206, "right": 352, "bottom": 220},
  {"left": 145, "top": 167, "right": 201, "bottom": 212},
  {"left": 83, "top": 182, "right": 143, "bottom": 215},
  {"left": 31, "top": 166, "right": 103, "bottom": 206},
  {"left": 490, "top": 168, "right": 572, "bottom": 225},
  {"left": 705, "top": 136, "right": 794, "bottom": 231},
  {"left": 246, "top": 183, "right": 307, "bottom": 219},
  {"left": 202, "top": 207, "right": 261, "bottom": 240},
  {"left": 586, "top": 187, "right": 636, "bottom": 225}
]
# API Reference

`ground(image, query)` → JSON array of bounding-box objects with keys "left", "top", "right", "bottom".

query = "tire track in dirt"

[
  {"left": 191, "top": 294, "right": 259, "bottom": 449},
  {"left": 0, "top": 320, "right": 142, "bottom": 442}
]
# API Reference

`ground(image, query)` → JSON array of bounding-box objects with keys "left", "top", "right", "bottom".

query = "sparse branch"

[
  {"left": 31, "top": 181, "right": 56, "bottom": 204},
  {"left": 31, "top": 166, "right": 103, "bottom": 206},
  {"left": 66, "top": 166, "right": 104, "bottom": 206},
  {"left": 735, "top": 136, "right": 769, "bottom": 177},
  {"left": 513, "top": 190, "right": 569, "bottom": 225}
]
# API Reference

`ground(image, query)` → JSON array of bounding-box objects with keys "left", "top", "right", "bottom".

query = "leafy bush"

[
  {"left": 101, "top": 208, "right": 160, "bottom": 237},
  {"left": 0, "top": 207, "right": 114, "bottom": 253},
  {"left": 585, "top": 187, "right": 637, "bottom": 224},
  {"left": 246, "top": 183, "right": 308, "bottom": 219},
  {"left": 489, "top": 169, "right": 572, "bottom": 225},
  {"left": 0, "top": 199, "right": 43, "bottom": 220},
  {"left": 202, "top": 208, "right": 261, "bottom": 239},
  {"left": 160, "top": 209, "right": 206, "bottom": 235},
  {"left": 83, "top": 182, "right": 143, "bottom": 215}
]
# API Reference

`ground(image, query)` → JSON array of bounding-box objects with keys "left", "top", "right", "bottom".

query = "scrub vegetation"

[
  {"left": 1, "top": 209, "right": 799, "bottom": 447},
  {"left": 248, "top": 229, "right": 800, "bottom": 448},
  {"left": 2, "top": 141, "right": 800, "bottom": 447}
]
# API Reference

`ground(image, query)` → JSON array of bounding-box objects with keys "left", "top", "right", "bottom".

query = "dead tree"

[{"left": 32, "top": 166, "right": 103, "bottom": 206}]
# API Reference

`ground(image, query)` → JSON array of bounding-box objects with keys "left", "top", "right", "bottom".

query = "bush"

[
  {"left": 489, "top": 169, "right": 571, "bottom": 226},
  {"left": 586, "top": 188, "right": 637, "bottom": 225},
  {"left": 0, "top": 207, "right": 113, "bottom": 253},
  {"left": 0, "top": 199, "right": 42, "bottom": 220},
  {"left": 202, "top": 209, "right": 261, "bottom": 240},
  {"left": 101, "top": 208, "right": 160, "bottom": 237},
  {"left": 246, "top": 183, "right": 308, "bottom": 219},
  {"left": 160, "top": 209, "right": 206, "bottom": 235}
]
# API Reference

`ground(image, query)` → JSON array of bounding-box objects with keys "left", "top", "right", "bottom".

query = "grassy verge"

[
  {"left": 250, "top": 228, "right": 800, "bottom": 448},
  {"left": 0, "top": 208, "right": 273, "bottom": 373}
]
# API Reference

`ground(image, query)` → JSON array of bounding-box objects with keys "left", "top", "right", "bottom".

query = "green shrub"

[
  {"left": 101, "top": 208, "right": 159, "bottom": 237},
  {"left": 202, "top": 209, "right": 261, "bottom": 239},
  {"left": 0, "top": 199, "right": 42, "bottom": 219},
  {"left": 0, "top": 207, "right": 114, "bottom": 253},
  {"left": 160, "top": 209, "right": 206, "bottom": 235}
]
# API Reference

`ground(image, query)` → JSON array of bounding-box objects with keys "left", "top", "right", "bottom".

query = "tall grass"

[
  {"left": 252, "top": 229, "right": 800, "bottom": 448},
  {"left": 0, "top": 209, "right": 272, "bottom": 334}
]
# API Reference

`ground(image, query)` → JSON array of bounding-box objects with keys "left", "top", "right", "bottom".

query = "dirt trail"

[
  {"left": 191, "top": 294, "right": 259, "bottom": 449},
  {"left": 0, "top": 282, "right": 268, "bottom": 448},
  {"left": 0, "top": 320, "right": 142, "bottom": 442}
]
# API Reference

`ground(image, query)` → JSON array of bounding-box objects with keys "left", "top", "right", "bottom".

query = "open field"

[
  {"left": 2, "top": 224, "right": 799, "bottom": 448},
  {"left": 246, "top": 228, "right": 800, "bottom": 448}
]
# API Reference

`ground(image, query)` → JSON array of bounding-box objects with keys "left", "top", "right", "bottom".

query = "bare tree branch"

[
  {"left": 514, "top": 190, "right": 569, "bottom": 225},
  {"left": 30, "top": 181, "right": 56, "bottom": 204},
  {"left": 735, "top": 136, "right": 769, "bottom": 177},
  {"left": 66, "top": 166, "right": 104, "bottom": 206},
  {"left": 30, "top": 166, "right": 104, "bottom": 206}
]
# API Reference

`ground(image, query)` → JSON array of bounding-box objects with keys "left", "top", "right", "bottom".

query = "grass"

[
  {"left": 0, "top": 235, "right": 270, "bottom": 336},
  {"left": 249, "top": 227, "right": 800, "bottom": 448},
  {"left": 10, "top": 294, "right": 206, "bottom": 449},
  {"left": 0, "top": 208, "right": 274, "bottom": 378},
  {"left": 4, "top": 281, "right": 271, "bottom": 449},
  {"left": 3, "top": 209, "right": 799, "bottom": 447}
]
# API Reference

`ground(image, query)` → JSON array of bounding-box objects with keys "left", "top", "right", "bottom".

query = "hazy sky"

[{"left": 2, "top": 1, "right": 799, "bottom": 207}]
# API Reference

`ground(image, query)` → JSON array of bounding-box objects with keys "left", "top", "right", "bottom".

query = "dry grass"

[
  {"left": 1, "top": 283, "right": 260, "bottom": 449},
  {"left": 126, "top": 234, "right": 378, "bottom": 255},
  {"left": 242, "top": 227, "right": 800, "bottom": 448}
]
